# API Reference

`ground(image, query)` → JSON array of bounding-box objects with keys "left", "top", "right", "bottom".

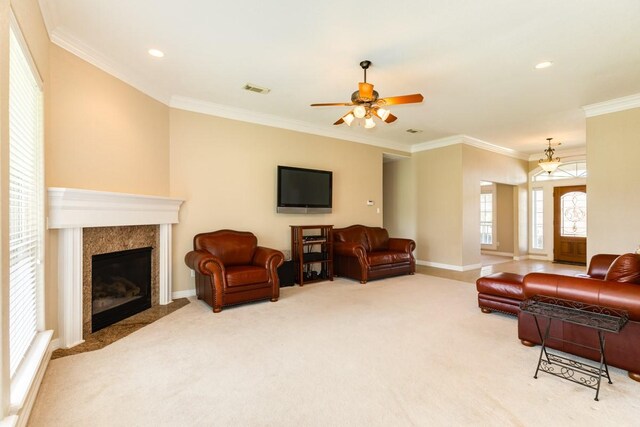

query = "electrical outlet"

[{"left": 367, "top": 200, "right": 374, "bottom": 206}]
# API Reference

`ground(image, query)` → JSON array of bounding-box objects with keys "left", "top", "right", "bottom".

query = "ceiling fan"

[{"left": 310, "top": 60, "right": 424, "bottom": 128}]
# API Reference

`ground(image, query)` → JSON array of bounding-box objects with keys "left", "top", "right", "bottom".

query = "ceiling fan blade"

[
  {"left": 384, "top": 113, "right": 398, "bottom": 123},
  {"left": 333, "top": 117, "right": 345, "bottom": 125},
  {"left": 310, "top": 102, "right": 354, "bottom": 107},
  {"left": 377, "top": 94, "right": 424, "bottom": 106}
]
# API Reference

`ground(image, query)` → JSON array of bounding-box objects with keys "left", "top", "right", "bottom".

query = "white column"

[
  {"left": 58, "top": 228, "right": 84, "bottom": 348},
  {"left": 159, "top": 224, "right": 172, "bottom": 305}
]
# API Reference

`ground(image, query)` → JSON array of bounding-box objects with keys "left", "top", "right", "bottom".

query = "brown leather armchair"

[
  {"left": 184, "top": 230, "right": 284, "bottom": 313},
  {"left": 333, "top": 225, "right": 415, "bottom": 284}
]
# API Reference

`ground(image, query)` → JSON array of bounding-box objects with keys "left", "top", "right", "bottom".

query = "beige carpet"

[{"left": 29, "top": 275, "right": 639, "bottom": 426}]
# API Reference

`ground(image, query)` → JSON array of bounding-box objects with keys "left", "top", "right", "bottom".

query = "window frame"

[{"left": 4, "top": 11, "right": 51, "bottom": 419}]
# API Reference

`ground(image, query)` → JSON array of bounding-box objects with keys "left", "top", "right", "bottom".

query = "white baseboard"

[
  {"left": 481, "top": 250, "right": 514, "bottom": 257},
  {"left": 417, "top": 260, "right": 482, "bottom": 272},
  {"left": 527, "top": 254, "right": 551, "bottom": 261},
  {"left": 172, "top": 289, "right": 196, "bottom": 299}
]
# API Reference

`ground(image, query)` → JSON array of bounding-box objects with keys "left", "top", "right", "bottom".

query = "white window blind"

[{"left": 9, "top": 25, "right": 44, "bottom": 378}]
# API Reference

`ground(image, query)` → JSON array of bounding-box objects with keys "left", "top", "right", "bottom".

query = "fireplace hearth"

[{"left": 92, "top": 247, "right": 152, "bottom": 332}]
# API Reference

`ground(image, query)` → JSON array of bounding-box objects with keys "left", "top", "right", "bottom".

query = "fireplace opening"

[{"left": 92, "top": 247, "right": 152, "bottom": 332}]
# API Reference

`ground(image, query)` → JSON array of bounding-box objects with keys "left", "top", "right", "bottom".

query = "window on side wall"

[
  {"left": 532, "top": 188, "right": 543, "bottom": 249},
  {"left": 7, "top": 13, "right": 48, "bottom": 414}
]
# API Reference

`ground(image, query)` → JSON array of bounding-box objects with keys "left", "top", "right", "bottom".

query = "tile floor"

[{"left": 416, "top": 255, "right": 585, "bottom": 284}]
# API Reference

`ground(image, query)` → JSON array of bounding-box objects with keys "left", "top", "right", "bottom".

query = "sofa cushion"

[
  {"left": 366, "top": 228, "right": 389, "bottom": 251},
  {"left": 605, "top": 253, "right": 640, "bottom": 284},
  {"left": 225, "top": 265, "right": 268, "bottom": 287},
  {"left": 368, "top": 251, "right": 411, "bottom": 266}
]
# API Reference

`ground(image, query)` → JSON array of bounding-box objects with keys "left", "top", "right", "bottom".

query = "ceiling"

[{"left": 38, "top": 0, "right": 640, "bottom": 156}]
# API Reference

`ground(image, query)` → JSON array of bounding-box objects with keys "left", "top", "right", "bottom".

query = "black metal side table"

[{"left": 520, "top": 295, "right": 628, "bottom": 401}]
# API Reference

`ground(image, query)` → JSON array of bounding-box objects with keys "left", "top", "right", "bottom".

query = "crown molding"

[
  {"left": 411, "top": 135, "right": 528, "bottom": 160},
  {"left": 38, "top": 0, "right": 57, "bottom": 36},
  {"left": 583, "top": 93, "right": 640, "bottom": 117},
  {"left": 169, "top": 96, "right": 411, "bottom": 152}
]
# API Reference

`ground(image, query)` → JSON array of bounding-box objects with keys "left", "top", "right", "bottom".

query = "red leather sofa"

[
  {"left": 476, "top": 254, "right": 619, "bottom": 316},
  {"left": 519, "top": 253, "right": 640, "bottom": 382},
  {"left": 332, "top": 225, "right": 415, "bottom": 283}
]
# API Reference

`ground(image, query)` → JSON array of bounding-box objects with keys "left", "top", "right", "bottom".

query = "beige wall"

[
  {"left": 587, "top": 107, "right": 640, "bottom": 258},
  {"left": 414, "top": 145, "right": 464, "bottom": 265},
  {"left": 383, "top": 158, "right": 416, "bottom": 241},
  {"left": 461, "top": 145, "right": 527, "bottom": 266},
  {"left": 47, "top": 44, "right": 170, "bottom": 195},
  {"left": 411, "top": 144, "right": 527, "bottom": 269},
  {"left": 169, "top": 109, "right": 388, "bottom": 292}
]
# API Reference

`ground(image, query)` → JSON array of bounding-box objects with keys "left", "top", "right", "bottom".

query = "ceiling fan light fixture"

[
  {"left": 353, "top": 105, "right": 367, "bottom": 118},
  {"left": 364, "top": 116, "right": 376, "bottom": 129},
  {"left": 343, "top": 113, "right": 355, "bottom": 126},
  {"left": 377, "top": 107, "right": 391, "bottom": 121}
]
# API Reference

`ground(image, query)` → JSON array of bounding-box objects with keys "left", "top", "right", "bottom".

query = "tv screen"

[{"left": 277, "top": 166, "right": 332, "bottom": 213}]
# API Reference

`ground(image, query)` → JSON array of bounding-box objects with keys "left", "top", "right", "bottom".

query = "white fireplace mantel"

[{"left": 48, "top": 187, "right": 184, "bottom": 349}]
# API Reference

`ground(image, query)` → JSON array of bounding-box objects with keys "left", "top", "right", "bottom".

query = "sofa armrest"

[
  {"left": 334, "top": 242, "right": 368, "bottom": 263},
  {"left": 523, "top": 272, "right": 640, "bottom": 321},
  {"left": 388, "top": 238, "right": 416, "bottom": 254},
  {"left": 586, "top": 254, "right": 619, "bottom": 279},
  {"left": 253, "top": 247, "right": 285, "bottom": 273}
]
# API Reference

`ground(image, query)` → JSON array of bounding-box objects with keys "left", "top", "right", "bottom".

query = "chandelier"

[{"left": 539, "top": 137, "right": 561, "bottom": 174}]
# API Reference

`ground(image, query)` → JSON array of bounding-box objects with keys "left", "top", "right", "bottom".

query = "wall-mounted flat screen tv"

[{"left": 277, "top": 166, "right": 332, "bottom": 214}]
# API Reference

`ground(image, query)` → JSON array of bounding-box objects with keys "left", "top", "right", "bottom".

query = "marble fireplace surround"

[{"left": 48, "top": 188, "right": 184, "bottom": 349}]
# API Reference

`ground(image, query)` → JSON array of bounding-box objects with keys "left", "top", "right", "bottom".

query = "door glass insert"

[{"left": 560, "top": 191, "right": 587, "bottom": 237}]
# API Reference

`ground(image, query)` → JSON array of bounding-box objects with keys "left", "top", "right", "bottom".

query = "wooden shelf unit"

[{"left": 290, "top": 225, "right": 333, "bottom": 286}]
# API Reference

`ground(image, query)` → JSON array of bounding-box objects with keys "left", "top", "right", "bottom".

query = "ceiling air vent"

[
  {"left": 406, "top": 128, "right": 423, "bottom": 134},
  {"left": 243, "top": 83, "right": 271, "bottom": 94}
]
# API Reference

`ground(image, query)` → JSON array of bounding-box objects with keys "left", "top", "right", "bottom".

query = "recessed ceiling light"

[
  {"left": 535, "top": 61, "right": 553, "bottom": 69},
  {"left": 148, "top": 49, "right": 164, "bottom": 58}
]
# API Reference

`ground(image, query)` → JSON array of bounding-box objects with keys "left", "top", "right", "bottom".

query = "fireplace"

[
  {"left": 91, "top": 247, "right": 152, "bottom": 332},
  {"left": 48, "top": 187, "right": 184, "bottom": 349}
]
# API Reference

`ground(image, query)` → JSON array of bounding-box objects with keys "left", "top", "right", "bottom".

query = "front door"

[{"left": 553, "top": 185, "right": 587, "bottom": 264}]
